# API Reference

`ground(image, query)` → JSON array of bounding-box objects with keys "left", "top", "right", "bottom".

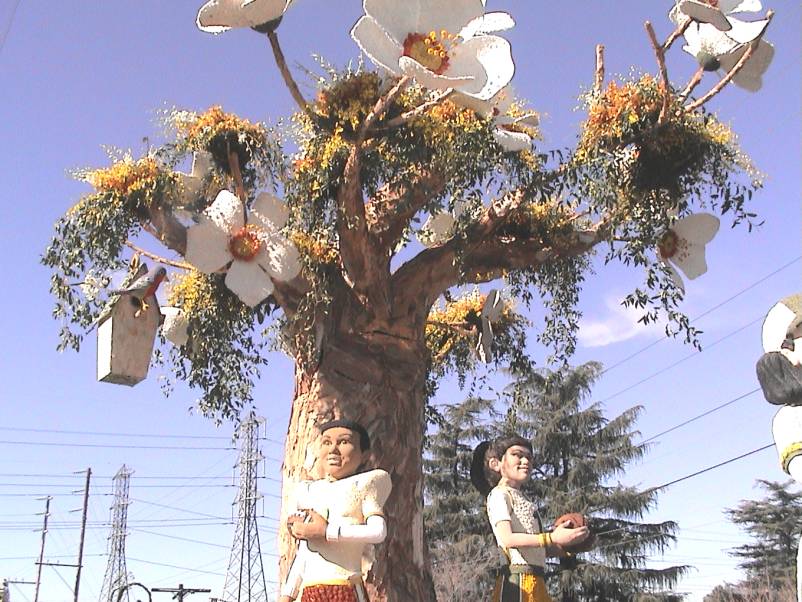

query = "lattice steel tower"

[
  {"left": 221, "top": 417, "right": 268, "bottom": 602},
  {"left": 99, "top": 465, "right": 133, "bottom": 602}
]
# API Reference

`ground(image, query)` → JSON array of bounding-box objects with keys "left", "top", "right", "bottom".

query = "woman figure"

[
  {"left": 471, "top": 435, "right": 589, "bottom": 602},
  {"left": 279, "top": 419, "right": 391, "bottom": 602}
]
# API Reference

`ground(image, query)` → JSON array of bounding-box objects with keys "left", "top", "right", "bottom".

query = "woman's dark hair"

[
  {"left": 470, "top": 435, "right": 533, "bottom": 496},
  {"left": 318, "top": 419, "right": 371, "bottom": 452}
]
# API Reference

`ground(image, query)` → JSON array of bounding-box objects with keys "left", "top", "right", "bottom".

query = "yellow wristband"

[{"left": 545, "top": 532, "right": 553, "bottom": 547}]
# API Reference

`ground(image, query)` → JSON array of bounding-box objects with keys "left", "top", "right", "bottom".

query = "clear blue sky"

[{"left": 0, "top": 2, "right": 799, "bottom": 601}]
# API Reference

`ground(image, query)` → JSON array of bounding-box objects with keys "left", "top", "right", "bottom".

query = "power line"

[
  {"left": 600, "top": 314, "right": 763, "bottom": 404},
  {"left": 600, "top": 255, "right": 801, "bottom": 376},
  {"left": 0, "top": 425, "right": 283, "bottom": 445},
  {"left": 641, "top": 387, "right": 761, "bottom": 444},
  {"left": 0, "top": 0, "right": 21, "bottom": 57},
  {"left": 126, "top": 557, "right": 226, "bottom": 577},
  {"left": 0, "top": 439, "right": 235, "bottom": 451}
]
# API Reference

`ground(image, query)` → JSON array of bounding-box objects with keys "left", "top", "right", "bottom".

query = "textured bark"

[{"left": 278, "top": 311, "right": 437, "bottom": 602}]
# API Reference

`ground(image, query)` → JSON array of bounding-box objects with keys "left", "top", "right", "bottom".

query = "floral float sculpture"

[{"left": 42, "top": 1, "right": 777, "bottom": 599}]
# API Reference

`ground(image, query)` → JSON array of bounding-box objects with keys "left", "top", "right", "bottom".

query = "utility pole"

[
  {"left": 33, "top": 496, "right": 52, "bottom": 602},
  {"left": 72, "top": 468, "right": 92, "bottom": 602},
  {"left": 99, "top": 466, "right": 133, "bottom": 602},
  {"left": 4, "top": 579, "right": 36, "bottom": 602},
  {"left": 152, "top": 584, "right": 210, "bottom": 602}
]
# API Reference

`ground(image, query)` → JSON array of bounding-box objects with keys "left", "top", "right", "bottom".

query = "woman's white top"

[{"left": 486, "top": 484, "right": 546, "bottom": 567}]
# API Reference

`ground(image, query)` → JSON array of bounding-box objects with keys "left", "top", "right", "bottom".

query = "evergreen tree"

[
  {"left": 505, "top": 361, "right": 689, "bottom": 601},
  {"left": 726, "top": 479, "right": 802, "bottom": 592},
  {"left": 423, "top": 395, "right": 499, "bottom": 601}
]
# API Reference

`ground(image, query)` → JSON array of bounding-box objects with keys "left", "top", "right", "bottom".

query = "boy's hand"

[{"left": 288, "top": 509, "right": 328, "bottom": 541}]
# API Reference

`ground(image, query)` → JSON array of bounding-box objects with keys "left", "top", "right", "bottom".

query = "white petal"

[
  {"left": 671, "top": 240, "right": 709, "bottom": 280},
  {"left": 185, "top": 221, "right": 233, "bottom": 273},
  {"left": 224, "top": 259, "right": 274, "bottom": 307},
  {"left": 512, "top": 113, "right": 540, "bottom": 128},
  {"left": 493, "top": 129, "right": 531, "bottom": 152},
  {"left": 477, "top": 317, "right": 493, "bottom": 363},
  {"left": 251, "top": 192, "right": 289, "bottom": 233},
  {"left": 482, "top": 289, "right": 503, "bottom": 321},
  {"left": 257, "top": 236, "right": 302, "bottom": 281},
  {"left": 721, "top": 39, "right": 774, "bottom": 91},
  {"left": 679, "top": 0, "right": 732, "bottom": 31},
  {"left": 762, "top": 302, "right": 796, "bottom": 353},
  {"left": 399, "top": 56, "right": 474, "bottom": 91},
  {"left": 672, "top": 213, "right": 720, "bottom": 245},
  {"left": 415, "top": 0, "right": 485, "bottom": 37},
  {"left": 197, "top": 0, "right": 288, "bottom": 33},
  {"left": 719, "top": 0, "right": 762, "bottom": 14},
  {"left": 191, "top": 151, "right": 214, "bottom": 178},
  {"left": 161, "top": 307, "right": 189, "bottom": 347},
  {"left": 204, "top": 190, "right": 245, "bottom": 233},
  {"left": 451, "top": 91, "right": 494, "bottom": 118},
  {"left": 724, "top": 16, "right": 769, "bottom": 44},
  {"left": 683, "top": 23, "right": 738, "bottom": 57},
  {"left": 662, "top": 261, "right": 686, "bottom": 293},
  {"left": 454, "top": 36, "right": 514, "bottom": 100},
  {"left": 460, "top": 12, "right": 515, "bottom": 38},
  {"left": 351, "top": 15, "right": 403, "bottom": 74},
  {"left": 363, "top": 0, "right": 416, "bottom": 44},
  {"left": 418, "top": 212, "right": 455, "bottom": 247}
]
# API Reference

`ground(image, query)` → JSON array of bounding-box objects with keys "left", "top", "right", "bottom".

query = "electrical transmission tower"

[
  {"left": 221, "top": 417, "right": 268, "bottom": 602},
  {"left": 99, "top": 465, "right": 133, "bottom": 602}
]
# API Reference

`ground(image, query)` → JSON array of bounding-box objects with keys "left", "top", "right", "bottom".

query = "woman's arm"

[{"left": 326, "top": 515, "right": 386, "bottom": 543}]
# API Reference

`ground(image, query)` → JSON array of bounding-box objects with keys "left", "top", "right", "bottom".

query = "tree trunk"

[{"left": 278, "top": 325, "right": 437, "bottom": 602}]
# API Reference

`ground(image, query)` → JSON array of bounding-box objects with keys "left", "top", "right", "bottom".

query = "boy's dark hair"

[
  {"left": 470, "top": 435, "right": 533, "bottom": 496},
  {"left": 318, "top": 419, "right": 371, "bottom": 452}
]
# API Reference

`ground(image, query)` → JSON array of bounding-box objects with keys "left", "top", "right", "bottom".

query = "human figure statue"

[
  {"left": 279, "top": 419, "right": 391, "bottom": 602},
  {"left": 471, "top": 435, "right": 590, "bottom": 602}
]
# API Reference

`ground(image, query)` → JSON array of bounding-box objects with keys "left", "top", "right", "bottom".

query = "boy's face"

[
  {"left": 319, "top": 426, "right": 363, "bottom": 479},
  {"left": 495, "top": 444, "right": 532, "bottom": 485}
]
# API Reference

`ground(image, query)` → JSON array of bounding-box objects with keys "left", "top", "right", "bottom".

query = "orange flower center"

[
  {"left": 658, "top": 230, "right": 679, "bottom": 259},
  {"left": 402, "top": 30, "right": 454, "bottom": 75},
  {"left": 229, "top": 224, "right": 263, "bottom": 261}
]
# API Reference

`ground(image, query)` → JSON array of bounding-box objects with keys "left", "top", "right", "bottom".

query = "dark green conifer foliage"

[
  {"left": 726, "top": 479, "right": 802, "bottom": 591},
  {"left": 505, "top": 361, "right": 690, "bottom": 601},
  {"left": 423, "top": 395, "right": 499, "bottom": 601}
]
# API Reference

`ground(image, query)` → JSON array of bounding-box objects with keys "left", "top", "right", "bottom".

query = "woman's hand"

[
  {"left": 287, "top": 509, "right": 328, "bottom": 541},
  {"left": 550, "top": 520, "right": 589, "bottom": 547}
]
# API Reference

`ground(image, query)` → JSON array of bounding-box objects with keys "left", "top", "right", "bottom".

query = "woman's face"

[
  {"left": 496, "top": 444, "right": 533, "bottom": 486},
  {"left": 319, "top": 426, "right": 363, "bottom": 479}
]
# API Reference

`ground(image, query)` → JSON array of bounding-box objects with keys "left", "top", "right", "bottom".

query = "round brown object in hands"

[{"left": 554, "top": 513, "right": 596, "bottom": 553}]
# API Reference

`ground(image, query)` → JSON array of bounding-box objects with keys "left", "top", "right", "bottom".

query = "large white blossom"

[
  {"left": 657, "top": 213, "right": 720, "bottom": 292},
  {"left": 350, "top": 0, "right": 514, "bottom": 100},
  {"left": 161, "top": 306, "right": 190, "bottom": 347},
  {"left": 453, "top": 86, "right": 539, "bottom": 152},
  {"left": 417, "top": 200, "right": 467, "bottom": 248},
  {"left": 185, "top": 190, "right": 301, "bottom": 307},
  {"left": 197, "top": 0, "right": 293, "bottom": 34},
  {"left": 672, "top": 0, "right": 763, "bottom": 31},
  {"left": 672, "top": 5, "right": 774, "bottom": 91}
]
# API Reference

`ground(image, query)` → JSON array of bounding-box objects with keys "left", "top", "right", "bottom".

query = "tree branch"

[
  {"left": 124, "top": 241, "right": 192, "bottom": 270},
  {"left": 678, "top": 67, "right": 704, "bottom": 103},
  {"left": 645, "top": 21, "right": 671, "bottom": 124},
  {"left": 662, "top": 16, "right": 691, "bottom": 53},
  {"left": 356, "top": 76, "right": 411, "bottom": 144},
  {"left": 685, "top": 10, "right": 774, "bottom": 113},
  {"left": 594, "top": 44, "right": 605, "bottom": 94},
  {"left": 383, "top": 88, "right": 454, "bottom": 130},
  {"left": 266, "top": 30, "right": 314, "bottom": 119}
]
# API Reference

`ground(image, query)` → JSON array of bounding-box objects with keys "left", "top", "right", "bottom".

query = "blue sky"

[{"left": 0, "top": 2, "right": 799, "bottom": 601}]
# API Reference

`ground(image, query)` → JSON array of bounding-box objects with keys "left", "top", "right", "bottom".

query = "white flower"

[
  {"left": 672, "top": 0, "right": 763, "bottom": 32},
  {"left": 350, "top": 0, "right": 515, "bottom": 100},
  {"left": 161, "top": 306, "right": 190, "bottom": 347},
  {"left": 453, "top": 86, "right": 539, "bottom": 152},
  {"left": 176, "top": 151, "right": 213, "bottom": 207},
  {"left": 657, "top": 213, "right": 720, "bottom": 292},
  {"left": 677, "top": 13, "right": 774, "bottom": 91},
  {"left": 417, "top": 200, "right": 467, "bottom": 247},
  {"left": 185, "top": 190, "right": 301, "bottom": 307},
  {"left": 197, "top": 0, "right": 293, "bottom": 34},
  {"left": 762, "top": 295, "right": 802, "bottom": 366}
]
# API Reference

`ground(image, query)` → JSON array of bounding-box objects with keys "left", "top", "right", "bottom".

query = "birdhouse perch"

[{"left": 97, "top": 294, "right": 160, "bottom": 386}]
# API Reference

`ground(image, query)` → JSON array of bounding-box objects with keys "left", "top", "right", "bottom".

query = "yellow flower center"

[
  {"left": 229, "top": 224, "right": 263, "bottom": 261},
  {"left": 402, "top": 30, "right": 454, "bottom": 75},
  {"left": 658, "top": 230, "right": 679, "bottom": 259}
]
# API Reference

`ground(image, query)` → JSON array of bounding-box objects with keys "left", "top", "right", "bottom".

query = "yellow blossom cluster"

[
  {"left": 167, "top": 269, "right": 217, "bottom": 317},
  {"left": 314, "top": 72, "right": 383, "bottom": 131},
  {"left": 176, "top": 106, "right": 266, "bottom": 149},
  {"left": 425, "top": 290, "right": 514, "bottom": 363},
  {"left": 290, "top": 231, "right": 339, "bottom": 265},
  {"left": 86, "top": 156, "right": 161, "bottom": 198},
  {"left": 499, "top": 199, "right": 575, "bottom": 245}
]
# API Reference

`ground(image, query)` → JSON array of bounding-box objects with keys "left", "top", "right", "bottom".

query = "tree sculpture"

[{"left": 42, "top": 1, "right": 776, "bottom": 600}]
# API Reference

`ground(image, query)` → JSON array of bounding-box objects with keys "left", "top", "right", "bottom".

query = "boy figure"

[{"left": 279, "top": 419, "right": 391, "bottom": 602}]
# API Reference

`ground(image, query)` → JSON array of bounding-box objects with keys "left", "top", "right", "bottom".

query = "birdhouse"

[{"left": 97, "top": 294, "right": 160, "bottom": 386}]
